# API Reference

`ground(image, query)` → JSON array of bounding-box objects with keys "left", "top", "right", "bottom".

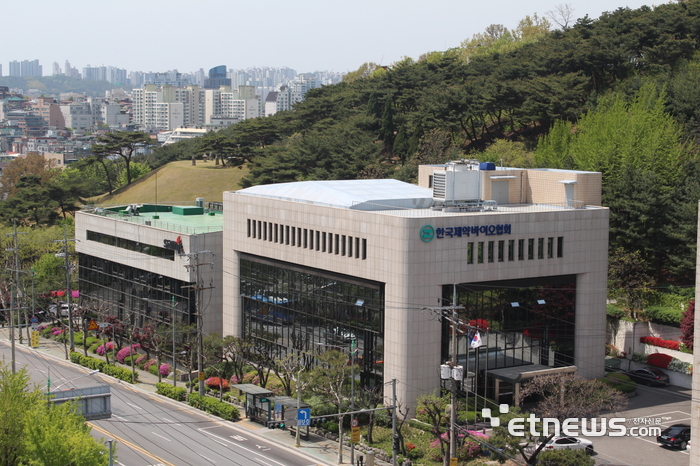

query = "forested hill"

[{"left": 148, "top": 0, "right": 700, "bottom": 284}]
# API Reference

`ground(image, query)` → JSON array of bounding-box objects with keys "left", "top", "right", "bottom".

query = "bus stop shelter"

[{"left": 231, "top": 384, "right": 273, "bottom": 425}]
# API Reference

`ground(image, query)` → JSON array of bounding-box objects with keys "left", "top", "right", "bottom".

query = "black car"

[
  {"left": 626, "top": 367, "right": 670, "bottom": 386},
  {"left": 657, "top": 424, "right": 690, "bottom": 450}
]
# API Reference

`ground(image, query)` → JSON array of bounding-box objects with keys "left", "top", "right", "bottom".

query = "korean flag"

[{"left": 470, "top": 331, "right": 482, "bottom": 348}]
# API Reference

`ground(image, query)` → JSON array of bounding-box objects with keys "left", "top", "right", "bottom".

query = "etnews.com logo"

[{"left": 481, "top": 404, "right": 662, "bottom": 437}]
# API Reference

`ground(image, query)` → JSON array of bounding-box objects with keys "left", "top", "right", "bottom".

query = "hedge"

[
  {"left": 599, "top": 373, "right": 637, "bottom": 394},
  {"left": 643, "top": 306, "right": 683, "bottom": 326},
  {"left": 640, "top": 336, "right": 680, "bottom": 351},
  {"left": 69, "top": 352, "right": 138, "bottom": 383},
  {"left": 187, "top": 392, "right": 239, "bottom": 420},
  {"left": 156, "top": 382, "right": 188, "bottom": 402}
]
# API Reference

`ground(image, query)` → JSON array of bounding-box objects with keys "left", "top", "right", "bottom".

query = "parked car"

[
  {"left": 657, "top": 424, "right": 691, "bottom": 450},
  {"left": 538, "top": 436, "right": 594, "bottom": 454},
  {"left": 323, "top": 327, "right": 356, "bottom": 343},
  {"left": 626, "top": 367, "right": 670, "bottom": 386},
  {"left": 48, "top": 302, "right": 78, "bottom": 318}
]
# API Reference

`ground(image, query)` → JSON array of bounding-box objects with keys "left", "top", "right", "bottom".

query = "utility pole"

[
  {"left": 172, "top": 295, "right": 177, "bottom": 388},
  {"left": 53, "top": 226, "right": 77, "bottom": 353},
  {"left": 392, "top": 378, "right": 398, "bottom": 466},
  {"left": 6, "top": 220, "right": 27, "bottom": 372},
  {"left": 182, "top": 235, "right": 215, "bottom": 396},
  {"left": 422, "top": 291, "right": 465, "bottom": 466}
]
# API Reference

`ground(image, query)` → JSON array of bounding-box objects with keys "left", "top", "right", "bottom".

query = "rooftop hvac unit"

[
  {"left": 432, "top": 160, "right": 482, "bottom": 204},
  {"left": 196, "top": 197, "right": 205, "bottom": 208}
]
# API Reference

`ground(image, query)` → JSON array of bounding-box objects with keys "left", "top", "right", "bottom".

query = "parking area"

[{"left": 592, "top": 384, "right": 691, "bottom": 466}]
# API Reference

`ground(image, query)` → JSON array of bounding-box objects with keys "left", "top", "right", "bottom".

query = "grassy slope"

[{"left": 89, "top": 160, "right": 249, "bottom": 205}]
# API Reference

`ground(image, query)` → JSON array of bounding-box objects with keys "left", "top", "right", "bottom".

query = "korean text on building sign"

[{"left": 436, "top": 224, "right": 512, "bottom": 239}]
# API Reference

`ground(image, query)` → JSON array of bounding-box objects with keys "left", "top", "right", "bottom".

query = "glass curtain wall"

[
  {"left": 240, "top": 255, "right": 385, "bottom": 388},
  {"left": 79, "top": 254, "right": 195, "bottom": 326},
  {"left": 441, "top": 275, "right": 577, "bottom": 396}
]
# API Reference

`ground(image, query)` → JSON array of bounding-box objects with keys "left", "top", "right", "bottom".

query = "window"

[
  {"left": 467, "top": 243, "right": 474, "bottom": 264},
  {"left": 348, "top": 236, "right": 353, "bottom": 257},
  {"left": 291, "top": 227, "right": 296, "bottom": 246},
  {"left": 263, "top": 222, "right": 268, "bottom": 241},
  {"left": 518, "top": 239, "right": 524, "bottom": 261},
  {"left": 362, "top": 239, "right": 367, "bottom": 260},
  {"left": 342, "top": 235, "right": 346, "bottom": 256},
  {"left": 488, "top": 241, "right": 494, "bottom": 263},
  {"left": 498, "top": 240, "right": 505, "bottom": 262},
  {"left": 247, "top": 219, "right": 252, "bottom": 238},
  {"left": 335, "top": 234, "right": 340, "bottom": 255},
  {"left": 528, "top": 239, "right": 534, "bottom": 260},
  {"left": 303, "top": 229, "right": 308, "bottom": 248},
  {"left": 285, "top": 226, "right": 290, "bottom": 245},
  {"left": 309, "top": 230, "right": 314, "bottom": 249},
  {"left": 547, "top": 237, "right": 554, "bottom": 259},
  {"left": 557, "top": 236, "right": 564, "bottom": 258},
  {"left": 538, "top": 238, "right": 544, "bottom": 259},
  {"left": 508, "top": 240, "right": 514, "bottom": 261},
  {"left": 477, "top": 242, "right": 484, "bottom": 264}
]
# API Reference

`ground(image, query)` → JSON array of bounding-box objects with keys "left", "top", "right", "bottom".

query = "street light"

[{"left": 47, "top": 369, "right": 99, "bottom": 394}]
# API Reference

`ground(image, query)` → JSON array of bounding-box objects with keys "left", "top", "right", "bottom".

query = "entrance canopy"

[{"left": 488, "top": 364, "right": 577, "bottom": 385}]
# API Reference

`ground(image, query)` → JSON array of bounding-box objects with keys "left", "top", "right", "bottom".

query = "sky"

[{"left": 4, "top": 0, "right": 661, "bottom": 76}]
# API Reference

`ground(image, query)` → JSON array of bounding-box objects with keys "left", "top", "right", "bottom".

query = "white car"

[{"left": 540, "top": 436, "right": 594, "bottom": 454}]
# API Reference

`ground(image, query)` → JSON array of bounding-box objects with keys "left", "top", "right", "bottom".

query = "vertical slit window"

[
  {"left": 322, "top": 233, "right": 326, "bottom": 252},
  {"left": 538, "top": 238, "right": 544, "bottom": 259},
  {"left": 348, "top": 236, "right": 353, "bottom": 257},
  {"left": 341, "top": 235, "right": 346, "bottom": 256},
  {"left": 467, "top": 243, "right": 473, "bottom": 264},
  {"left": 316, "top": 231, "right": 321, "bottom": 251},
  {"left": 285, "top": 226, "right": 290, "bottom": 245},
  {"left": 528, "top": 239, "right": 534, "bottom": 260},
  {"left": 263, "top": 222, "right": 268, "bottom": 241},
  {"left": 274, "top": 224, "right": 278, "bottom": 243},
  {"left": 268, "top": 223, "right": 273, "bottom": 242},
  {"left": 335, "top": 234, "right": 339, "bottom": 255},
  {"left": 303, "top": 229, "right": 308, "bottom": 248},
  {"left": 508, "top": 240, "right": 514, "bottom": 261},
  {"left": 309, "top": 230, "right": 314, "bottom": 250},
  {"left": 498, "top": 240, "right": 504, "bottom": 262},
  {"left": 355, "top": 238, "right": 360, "bottom": 258},
  {"left": 557, "top": 236, "right": 564, "bottom": 258},
  {"left": 518, "top": 239, "right": 524, "bottom": 261},
  {"left": 547, "top": 237, "right": 554, "bottom": 258},
  {"left": 362, "top": 239, "right": 367, "bottom": 260},
  {"left": 488, "top": 241, "right": 494, "bottom": 263},
  {"left": 247, "top": 219, "right": 251, "bottom": 238},
  {"left": 297, "top": 228, "right": 302, "bottom": 247},
  {"left": 291, "top": 227, "right": 296, "bottom": 246},
  {"left": 477, "top": 242, "right": 484, "bottom": 264},
  {"left": 327, "top": 233, "right": 333, "bottom": 253}
]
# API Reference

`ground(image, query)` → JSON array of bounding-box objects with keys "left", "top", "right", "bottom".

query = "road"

[{"left": 1, "top": 340, "right": 330, "bottom": 466}]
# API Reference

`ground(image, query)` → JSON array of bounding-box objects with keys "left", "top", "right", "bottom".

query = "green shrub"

[
  {"left": 606, "top": 305, "right": 626, "bottom": 319},
  {"left": 148, "top": 364, "right": 159, "bottom": 376},
  {"left": 85, "top": 336, "right": 100, "bottom": 347},
  {"left": 600, "top": 373, "right": 636, "bottom": 394},
  {"left": 156, "top": 382, "right": 188, "bottom": 401},
  {"left": 187, "top": 393, "right": 239, "bottom": 420},
  {"left": 69, "top": 351, "right": 137, "bottom": 383},
  {"left": 643, "top": 306, "right": 682, "bottom": 327},
  {"left": 89, "top": 343, "right": 100, "bottom": 354},
  {"left": 124, "top": 355, "right": 134, "bottom": 366}
]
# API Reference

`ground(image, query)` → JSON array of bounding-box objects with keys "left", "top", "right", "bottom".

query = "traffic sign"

[
  {"left": 297, "top": 408, "right": 311, "bottom": 426},
  {"left": 98, "top": 322, "right": 111, "bottom": 328},
  {"left": 351, "top": 418, "right": 359, "bottom": 427},
  {"left": 88, "top": 320, "right": 99, "bottom": 331},
  {"left": 351, "top": 426, "right": 360, "bottom": 443},
  {"left": 30, "top": 331, "right": 40, "bottom": 348}
]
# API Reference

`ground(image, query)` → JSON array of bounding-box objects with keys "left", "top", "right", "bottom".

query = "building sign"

[
  {"left": 419, "top": 225, "right": 435, "bottom": 243},
  {"left": 163, "top": 236, "right": 184, "bottom": 254},
  {"left": 421, "top": 224, "right": 512, "bottom": 241}
]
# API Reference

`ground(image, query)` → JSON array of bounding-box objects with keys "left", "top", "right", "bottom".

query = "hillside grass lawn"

[{"left": 89, "top": 160, "right": 249, "bottom": 205}]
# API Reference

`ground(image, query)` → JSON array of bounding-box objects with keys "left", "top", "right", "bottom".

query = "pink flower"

[{"left": 159, "top": 364, "right": 171, "bottom": 377}]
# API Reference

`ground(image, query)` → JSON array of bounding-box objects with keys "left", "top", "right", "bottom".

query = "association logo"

[
  {"left": 163, "top": 236, "right": 184, "bottom": 255},
  {"left": 419, "top": 225, "right": 435, "bottom": 243}
]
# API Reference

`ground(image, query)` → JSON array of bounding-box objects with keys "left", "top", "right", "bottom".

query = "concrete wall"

[{"left": 607, "top": 319, "right": 683, "bottom": 357}]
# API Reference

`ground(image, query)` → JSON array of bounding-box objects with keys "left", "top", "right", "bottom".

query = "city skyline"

[{"left": 3, "top": 0, "right": 656, "bottom": 75}]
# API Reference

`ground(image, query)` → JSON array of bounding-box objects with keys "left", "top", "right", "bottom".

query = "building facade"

[{"left": 222, "top": 162, "right": 609, "bottom": 410}]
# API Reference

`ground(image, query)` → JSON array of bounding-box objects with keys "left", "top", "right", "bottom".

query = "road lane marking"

[
  {"left": 126, "top": 402, "right": 144, "bottom": 410},
  {"left": 88, "top": 422, "right": 177, "bottom": 466},
  {"left": 151, "top": 432, "right": 171, "bottom": 442},
  {"left": 198, "top": 427, "right": 287, "bottom": 466},
  {"left": 200, "top": 454, "right": 216, "bottom": 463}
]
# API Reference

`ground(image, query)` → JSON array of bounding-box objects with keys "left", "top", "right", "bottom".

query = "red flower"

[{"left": 647, "top": 353, "right": 673, "bottom": 369}]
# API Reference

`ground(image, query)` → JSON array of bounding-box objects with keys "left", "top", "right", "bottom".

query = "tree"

[
  {"left": 546, "top": 4, "right": 575, "bottom": 30},
  {"left": 307, "top": 349, "right": 352, "bottom": 464},
  {"left": 416, "top": 391, "right": 454, "bottom": 466},
  {"left": 608, "top": 248, "right": 655, "bottom": 319},
  {"left": 92, "top": 131, "right": 156, "bottom": 186},
  {"left": 489, "top": 373, "right": 626, "bottom": 465},
  {"left": 0, "top": 361, "right": 109, "bottom": 466},
  {"left": 0, "top": 175, "right": 60, "bottom": 226},
  {"left": 0, "top": 152, "right": 57, "bottom": 199},
  {"left": 680, "top": 299, "right": 694, "bottom": 350}
]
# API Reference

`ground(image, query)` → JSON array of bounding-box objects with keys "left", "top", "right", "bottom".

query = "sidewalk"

[{"left": 3, "top": 328, "right": 393, "bottom": 466}]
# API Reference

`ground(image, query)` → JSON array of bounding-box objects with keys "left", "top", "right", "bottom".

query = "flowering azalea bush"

[
  {"left": 51, "top": 328, "right": 64, "bottom": 336},
  {"left": 646, "top": 353, "right": 673, "bottom": 368},
  {"left": 96, "top": 341, "right": 117, "bottom": 356},
  {"left": 668, "top": 358, "right": 693, "bottom": 375},
  {"left": 116, "top": 344, "right": 141, "bottom": 364},
  {"left": 144, "top": 359, "right": 157, "bottom": 371},
  {"left": 205, "top": 377, "right": 229, "bottom": 390},
  {"left": 135, "top": 354, "right": 148, "bottom": 367},
  {"left": 229, "top": 374, "right": 241, "bottom": 385},
  {"left": 159, "top": 363, "right": 171, "bottom": 377},
  {"left": 640, "top": 336, "right": 680, "bottom": 351}
]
